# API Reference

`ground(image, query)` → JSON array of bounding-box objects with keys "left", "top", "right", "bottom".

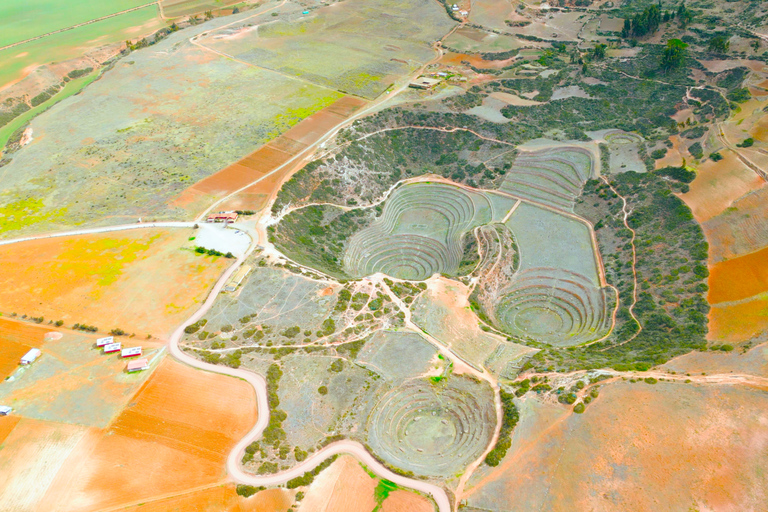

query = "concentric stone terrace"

[
  {"left": 493, "top": 267, "right": 610, "bottom": 346},
  {"left": 499, "top": 147, "right": 594, "bottom": 211},
  {"left": 343, "top": 183, "right": 491, "bottom": 280},
  {"left": 366, "top": 380, "right": 495, "bottom": 477}
]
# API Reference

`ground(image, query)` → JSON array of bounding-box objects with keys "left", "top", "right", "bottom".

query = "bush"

[
  {"left": 688, "top": 142, "right": 703, "bottom": 159},
  {"left": 736, "top": 137, "right": 754, "bottom": 148},
  {"left": 709, "top": 152, "right": 723, "bottom": 161},
  {"left": 650, "top": 148, "right": 667, "bottom": 159},
  {"left": 573, "top": 402, "right": 586, "bottom": 414},
  {"left": 236, "top": 485, "right": 264, "bottom": 497},
  {"left": 484, "top": 390, "right": 519, "bottom": 466},
  {"left": 317, "top": 385, "right": 328, "bottom": 395}
]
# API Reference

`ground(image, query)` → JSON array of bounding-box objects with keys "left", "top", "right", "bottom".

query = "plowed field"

[
  {"left": 121, "top": 485, "right": 293, "bottom": 512},
  {"left": 708, "top": 245, "right": 768, "bottom": 304},
  {"left": 297, "top": 455, "right": 378, "bottom": 512},
  {"left": 463, "top": 381, "right": 768, "bottom": 511},
  {"left": 0, "top": 317, "right": 51, "bottom": 379},
  {"left": 36, "top": 358, "right": 257, "bottom": 512}
]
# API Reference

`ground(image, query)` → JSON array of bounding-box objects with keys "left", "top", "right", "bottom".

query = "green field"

[
  {"left": 0, "top": 69, "right": 100, "bottom": 148},
  {"left": 0, "top": 5, "right": 161, "bottom": 87},
  {"left": 161, "top": 0, "right": 242, "bottom": 18},
  {"left": 0, "top": 0, "right": 150, "bottom": 48}
]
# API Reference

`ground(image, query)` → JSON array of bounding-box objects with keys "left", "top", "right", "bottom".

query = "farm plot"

[
  {"left": 0, "top": 317, "right": 49, "bottom": 379},
  {"left": 493, "top": 203, "right": 610, "bottom": 346},
  {"left": 160, "top": 0, "right": 241, "bottom": 18},
  {"left": 0, "top": 417, "right": 90, "bottom": 512},
  {"left": 463, "top": 382, "right": 768, "bottom": 512},
  {"left": 499, "top": 146, "right": 594, "bottom": 212},
  {"left": 443, "top": 27, "right": 530, "bottom": 53},
  {"left": 702, "top": 185, "right": 768, "bottom": 263},
  {"left": 356, "top": 330, "right": 438, "bottom": 381},
  {"left": 681, "top": 150, "right": 763, "bottom": 224},
  {"left": 0, "top": 4, "right": 162, "bottom": 89},
  {"left": 0, "top": 13, "right": 342, "bottom": 237},
  {"left": 0, "top": 228, "right": 229, "bottom": 338},
  {"left": 39, "top": 358, "right": 256, "bottom": 512},
  {"left": 173, "top": 96, "right": 366, "bottom": 215},
  {"left": 366, "top": 376, "right": 496, "bottom": 478},
  {"left": 343, "top": 182, "right": 494, "bottom": 280},
  {"left": 297, "top": 455, "right": 433, "bottom": 512},
  {"left": 0, "top": 330, "right": 158, "bottom": 427},
  {"left": 120, "top": 485, "right": 293, "bottom": 512},
  {"left": 198, "top": 0, "right": 455, "bottom": 99}
]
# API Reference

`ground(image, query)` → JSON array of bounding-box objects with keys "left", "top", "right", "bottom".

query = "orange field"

[
  {"left": 0, "top": 417, "right": 90, "bottom": 512},
  {"left": 34, "top": 358, "right": 257, "bottom": 512},
  {"left": 298, "top": 455, "right": 378, "bottom": 512},
  {"left": 708, "top": 245, "right": 768, "bottom": 304},
  {"left": 173, "top": 96, "right": 367, "bottom": 215},
  {"left": 463, "top": 382, "right": 768, "bottom": 511},
  {"left": 0, "top": 317, "right": 50, "bottom": 379},
  {"left": 381, "top": 490, "right": 434, "bottom": 512},
  {"left": 0, "top": 228, "right": 229, "bottom": 338},
  {"left": 296, "top": 455, "right": 433, "bottom": 512},
  {"left": 121, "top": 485, "right": 293, "bottom": 512}
]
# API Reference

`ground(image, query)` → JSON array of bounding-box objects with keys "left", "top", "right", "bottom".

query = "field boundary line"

[{"left": 0, "top": 2, "right": 159, "bottom": 53}]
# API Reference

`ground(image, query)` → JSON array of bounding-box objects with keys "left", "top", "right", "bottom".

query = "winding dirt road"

[{"left": 166, "top": 231, "right": 453, "bottom": 511}]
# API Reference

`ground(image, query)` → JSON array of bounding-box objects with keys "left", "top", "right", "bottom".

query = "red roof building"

[{"left": 206, "top": 212, "right": 238, "bottom": 223}]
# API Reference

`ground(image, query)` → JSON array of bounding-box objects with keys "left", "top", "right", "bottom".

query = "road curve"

[{"left": 166, "top": 233, "right": 452, "bottom": 511}]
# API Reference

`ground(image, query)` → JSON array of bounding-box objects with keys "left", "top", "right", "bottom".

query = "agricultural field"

[
  {"left": 462, "top": 380, "right": 768, "bottom": 511},
  {"left": 198, "top": 0, "right": 455, "bottom": 98},
  {"left": 0, "top": 228, "right": 230, "bottom": 338},
  {"left": 34, "top": 358, "right": 257, "bottom": 512},
  {"left": 160, "top": 0, "right": 244, "bottom": 19}
]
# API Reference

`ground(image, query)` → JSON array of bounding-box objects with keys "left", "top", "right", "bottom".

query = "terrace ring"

[
  {"left": 366, "top": 382, "right": 494, "bottom": 477},
  {"left": 493, "top": 267, "right": 608, "bottom": 346}
]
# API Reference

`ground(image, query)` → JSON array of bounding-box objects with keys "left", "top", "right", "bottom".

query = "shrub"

[
  {"left": 736, "top": 137, "right": 754, "bottom": 148},
  {"left": 573, "top": 402, "right": 586, "bottom": 414},
  {"left": 688, "top": 142, "right": 703, "bottom": 159},
  {"left": 318, "top": 385, "right": 328, "bottom": 395},
  {"left": 236, "top": 485, "right": 264, "bottom": 497}
]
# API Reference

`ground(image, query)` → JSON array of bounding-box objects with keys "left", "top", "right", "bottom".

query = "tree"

[
  {"left": 592, "top": 43, "right": 607, "bottom": 60},
  {"left": 677, "top": 2, "right": 693, "bottom": 28},
  {"left": 205, "top": 10, "right": 213, "bottom": 20},
  {"left": 661, "top": 39, "right": 688, "bottom": 71},
  {"left": 708, "top": 35, "right": 729, "bottom": 54}
]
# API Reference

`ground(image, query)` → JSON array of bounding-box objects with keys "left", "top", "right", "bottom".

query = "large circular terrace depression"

[{"left": 367, "top": 380, "right": 495, "bottom": 477}]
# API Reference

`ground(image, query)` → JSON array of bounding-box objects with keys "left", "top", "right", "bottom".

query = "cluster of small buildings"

[
  {"left": 206, "top": 211, "right": 238, "bottom": 223},
  {"left": 450, "top": 4, "right": 469, "bottom": 16},
  {"left": 97, "top": 336, "right": 149, "bottom": 372}
]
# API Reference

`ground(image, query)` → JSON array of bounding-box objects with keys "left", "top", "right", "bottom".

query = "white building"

[
  {"left": 20, "top": 348, "right": 41, "bottom": 365},
  {"left": 0, "top": 406, "right": 12, "bottom": 416},
  {"left": 96, "top": 336, "right": 114, "bottom": 347}
]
